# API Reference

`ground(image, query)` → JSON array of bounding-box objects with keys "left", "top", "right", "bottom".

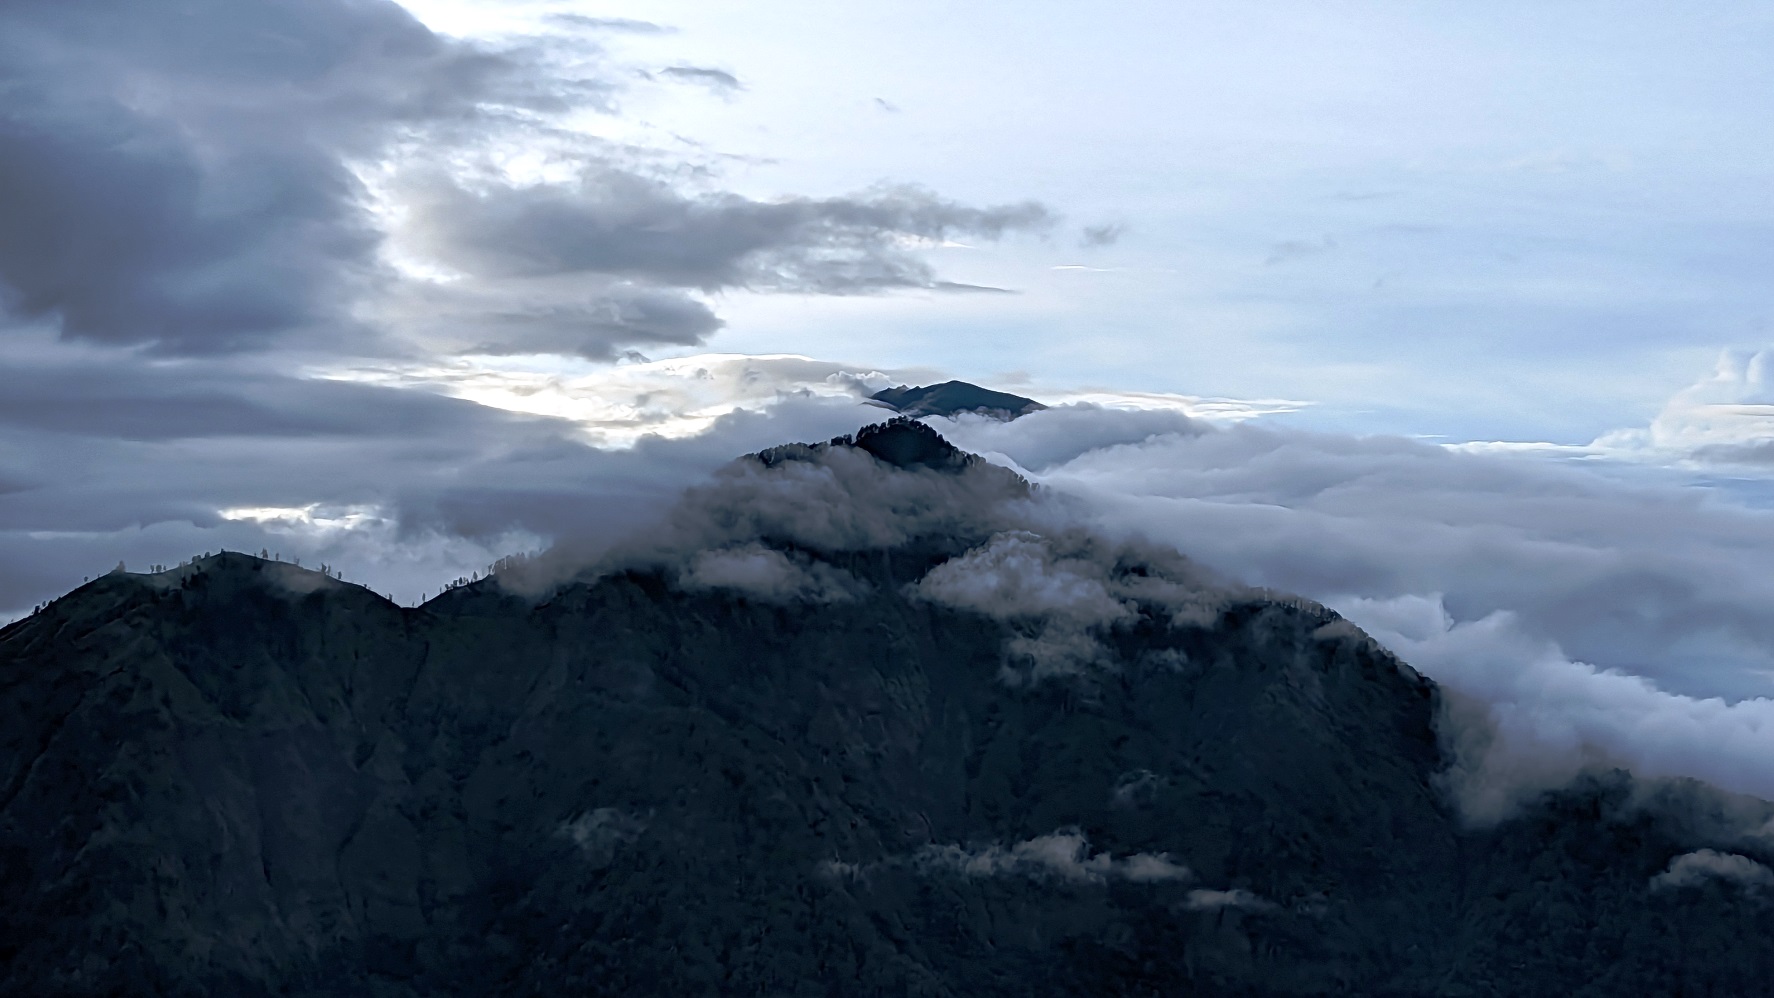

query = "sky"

[{"left": 7, "top": 0, "right": 1774, "bottom": 809}]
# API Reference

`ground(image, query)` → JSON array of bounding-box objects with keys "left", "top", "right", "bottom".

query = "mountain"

[
  {"left": 3, "top": 420, "right": 1773, "bottom": 996},
  {"left": 869, "top": 381, "right": 1046, "bottom": 419}
]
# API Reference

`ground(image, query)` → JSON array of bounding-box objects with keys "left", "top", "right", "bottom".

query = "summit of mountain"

[{"left": 868, "top": 381, "right": 1046, "bottom": 420}]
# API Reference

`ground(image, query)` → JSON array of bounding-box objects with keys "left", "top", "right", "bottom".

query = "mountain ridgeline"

[{"left": 3, "top": 419, "right": 1772, "bottom": 996}]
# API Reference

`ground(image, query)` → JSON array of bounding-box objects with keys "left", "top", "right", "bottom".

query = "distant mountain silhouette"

[
  {"left": 869, "top": 380, "right": 1045, "bottom": 419},
  {"left": 3, "top": 423, "right": 1772, "bottom": 996}
]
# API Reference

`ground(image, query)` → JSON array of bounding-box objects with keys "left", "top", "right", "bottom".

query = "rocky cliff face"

[{"left": 3, "top": 421, "right": 1772, "bottom": 996}]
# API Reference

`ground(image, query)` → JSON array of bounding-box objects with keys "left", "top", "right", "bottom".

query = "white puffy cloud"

[
  {"left": 1341, "top": 594, "right": 1774, "bottom": 823},
  {"left": 911, "top": 531, "right": 1133, "bottom": 625},
  {"left": 914, "top": 828, "right": 1192, "bottom": 885},
  {"left": 1650, "top": 849, "right": 1774, "bottom": 891},
  {"left": 929, "top": 397, "right": 1774, "bottom": 818}
]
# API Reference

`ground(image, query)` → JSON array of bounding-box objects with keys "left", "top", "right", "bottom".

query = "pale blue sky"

[{"left": 410, "top": 0, "right": 1774, "bottom": 444}]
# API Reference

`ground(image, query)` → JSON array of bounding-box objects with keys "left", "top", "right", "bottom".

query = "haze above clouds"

[{"left": 7, "top": 1, "right": 1774, "bottom": 816}]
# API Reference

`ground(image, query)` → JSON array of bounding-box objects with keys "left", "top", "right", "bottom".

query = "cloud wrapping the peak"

[
  {"left": 1344, "top": 594, "right": 1774, "bottom": 822},
  {"left": 0, "top": 0, "right": 571, "bottom": 354},
  {"left": 510, "top": 417, "right": 1229, "bottom": 684},
  {"left": 930, "top": 402, "right": 1774, "bottom": 817},
  {"left": 0, "top": 0, "right": 1054, "bottom": 363},
  {"left": 634, "top": 437, "right": 1034, "bottom": 560}
]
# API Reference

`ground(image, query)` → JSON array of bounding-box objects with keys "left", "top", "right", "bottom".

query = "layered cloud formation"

[
  {"left": 14, "top": 332, "right": 1774, "bottom": 825},
  {"left": 0, "top": 0, "right": 1049, "bottom": 360},
  {"left": 0, "top": 0, "right": 1051, "bottom": 613},
  {"left": 932, "top": 398, "right": 1774, "bottom": 818}
]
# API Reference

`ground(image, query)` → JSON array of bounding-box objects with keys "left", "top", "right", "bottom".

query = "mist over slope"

[
  {"left": 934, "top": 404, "right": 1774, "bottom": 819},
  {"left": 3, "top": 420, "right": 1773, "bottom": 996}
]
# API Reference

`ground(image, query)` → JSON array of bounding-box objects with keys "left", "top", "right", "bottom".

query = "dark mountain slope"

[{"left": 2, "top": 422, "right": 1772, "bottom": 996}]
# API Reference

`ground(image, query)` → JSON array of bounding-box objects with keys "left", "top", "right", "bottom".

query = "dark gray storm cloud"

[
  {"left": 382, "top": 279, "right": 725, "bottom": 359},
  {"left": 0, "top": 0, "right": 574, "bottom": 354},
  {"left": 936, "top": 406, "right": 1774, "bottom": 819},
  {"left": 0, "top": 0, "right": 1049, "bottom": 359},
  {"left": 401, "top": 172, "right": 1051, "bottom": 295},
  {"left": 0, "top": 357, "right": 526, "bottom": 442}
]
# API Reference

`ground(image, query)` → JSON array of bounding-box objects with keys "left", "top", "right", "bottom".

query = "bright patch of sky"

[{"left": 397, "top": 0, "right": 1774, "bottom": 448}]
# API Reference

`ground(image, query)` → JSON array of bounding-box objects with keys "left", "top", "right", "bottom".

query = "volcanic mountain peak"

[{"left": 869, "top": 380, "right": 1046, "bottom": 420}]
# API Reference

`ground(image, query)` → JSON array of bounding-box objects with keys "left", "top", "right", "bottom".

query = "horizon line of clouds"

[
  {"left": 6, "top": 344, "right": 1774, "bottom": 624},
  {"left": 312, "top": 351, "right": 1312, "bottom": 447}
]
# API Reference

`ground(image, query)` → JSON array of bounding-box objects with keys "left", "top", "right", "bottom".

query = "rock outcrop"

[{"left": 869, "top": 381, "right": 1046, "bottom": 420}]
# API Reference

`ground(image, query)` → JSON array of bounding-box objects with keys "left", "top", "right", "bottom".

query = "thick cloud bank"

[
  {"left": 913, "top": 829, "right": 1192, "bottom": 885},
  {"left": 935, "top": 404, "right": 1774, "bottom": 818},
  {"left": 503, "top": 418, "right": 1240, "bottom": 699},
  {"left": 0, "top": 0, "right": 1049, "bottom": 360}
]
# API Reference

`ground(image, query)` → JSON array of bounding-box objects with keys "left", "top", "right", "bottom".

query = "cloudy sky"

[{"left": 8, "top": 0, "right": 1774, "bottom": 804}]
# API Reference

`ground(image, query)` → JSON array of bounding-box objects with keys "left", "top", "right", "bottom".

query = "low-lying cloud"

[
  {"left": 932, "top": 400, "right": 1774, "bottom": 819},
  {"left": 909, "top": 527, "right": 1223, "bottom": 681},
  {"left": 912, "top": 531, "right": 1135, "bottom": 626},
  {"left": 1650, "top": 849, "right": 1774, "bottom": 892},
  {"left": 820, "top": 829, "right": 1193, "bottom": 888},
  {"left": 915, "top": 828, "right": 1192, "bottom": 885},
  {"left": 0, "top": 0, "right": 1055, "bottom": 616}
]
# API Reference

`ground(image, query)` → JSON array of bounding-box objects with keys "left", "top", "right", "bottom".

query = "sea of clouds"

[{"left": 927, "top": 373, "right": 1774, "bottom": 822}]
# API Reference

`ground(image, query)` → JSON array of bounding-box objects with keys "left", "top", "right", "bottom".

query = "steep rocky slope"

[{"left": 2, "top": 421, "right": 1771, "bottom": 996}]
